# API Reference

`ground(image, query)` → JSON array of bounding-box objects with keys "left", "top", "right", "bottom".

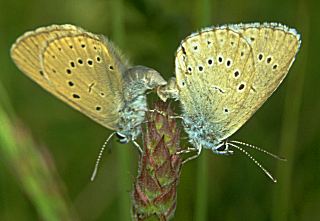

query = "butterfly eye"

[
  {"left": 116, "top": 133, "right": 125, "bottom": 139},
  {"left": 116, "top": 133, "right": 127, "bottom": 144},
  {"left": 216, "top": 144, "right": 227, "bottom": 152}
]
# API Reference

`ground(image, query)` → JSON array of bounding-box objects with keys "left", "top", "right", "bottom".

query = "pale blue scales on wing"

[{"left": 158, "top": 22, "right": 301, "bottom": 157}]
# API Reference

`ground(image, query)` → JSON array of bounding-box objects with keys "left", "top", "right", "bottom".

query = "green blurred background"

[{"left": 0, "top": 0, "right": 319, "bottom": 220}]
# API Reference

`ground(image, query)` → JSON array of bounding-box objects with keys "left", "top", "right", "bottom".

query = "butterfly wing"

[
  {"left": 217, "top": 23, "right": 301, "bottom": 139},
  {"left": 230, "top": 23, "right": 301, "bottom": 129},
  {"left": 40, "top": 32, "right": 126, "bottom": 130},
  {"left": 10, "top": 24, "right": 84, "bottom": 96},
  {"left": 11, "top": 25, "right": 128, "bottom": 130},
  {"left": 176, "top": 23, "right": 300, "bottom": 141},
  {"left": 176, "top": 27, "right": 256, "bottom": 139}
]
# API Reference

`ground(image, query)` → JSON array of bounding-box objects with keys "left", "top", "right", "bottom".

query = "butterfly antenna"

[
  {"left": 90, "top": 132, "right": 116, "bottom": 181},
  {"left": 227, "top": 142, "right": 277, "bottom": 183},
  {"left": 230, "top": 140, "right": 286, "bottom": 161}
]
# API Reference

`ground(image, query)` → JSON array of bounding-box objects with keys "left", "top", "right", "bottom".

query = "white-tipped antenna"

[
  {"left": 90, "top": 132, "right": 116, "bottom": 181},
  {"left": 230, "top": 140, "right": 286, "bottom": 161},
  {"left": 227, "top": 142, "right": 278, "bottom": 183}
]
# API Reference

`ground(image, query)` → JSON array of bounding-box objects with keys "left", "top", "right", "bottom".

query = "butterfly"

[
  {"left": 11, "top": 24, "right": 167, "bottom": 179},
  {"left": 158, "top": 23, "right": 301, "bottom": 181}
]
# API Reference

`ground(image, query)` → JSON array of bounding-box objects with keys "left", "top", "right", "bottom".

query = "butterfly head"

[{"left": 116, "top": 132, "right": 130, "bottom": 144}]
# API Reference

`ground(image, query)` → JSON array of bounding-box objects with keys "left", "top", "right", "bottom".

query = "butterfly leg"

[
  {"left": 147, "top": 109, "right": 167, "bottom": 116},
  {"left": 132, "top": 140, "right": 143, "bottom": 154},
  {"left": 137, "top": 108, "right": 178, "bottom": 119},
  {"left": 181, "top": 145, "right": 202, "bottom": 164},
  {"left": 147, "top": 109, "right": 183, "bottom": 120},
  {"left": 169, "top": 115, "right": 184, "bottom": 120},
  {"left": 176, "top": 147, "right": 198, "bottom": 154}
]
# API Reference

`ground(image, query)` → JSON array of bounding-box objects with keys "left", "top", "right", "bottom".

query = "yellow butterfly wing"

[
  {"left": 229, "top": 23, "right": 301, "bottom": 133},
  {"left": 175, "top": 23, "right": 300, "bottom": 141},
  {"left": 10, "top": 24, "right": 83, "bottom": 96},
  {"left": 175, "top": 27, "right": 256, "bottom": 140},
  {"left": 11, "top": 25, "right": 128, "bottom": 130},
  {"left": 41, "top": 32, "right": 128, "bottom": 129}
]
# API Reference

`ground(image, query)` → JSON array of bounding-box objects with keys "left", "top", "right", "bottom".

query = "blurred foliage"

[
  {"left": 0, "top": 91, "right": 77, "bottom": 221},
  {"left": 0, "top": 0, "right": 319, "bottom": 220}
]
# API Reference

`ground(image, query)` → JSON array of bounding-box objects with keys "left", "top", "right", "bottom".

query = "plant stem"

[
  {"left": 272, "top": 2, "right": 309, "bottom": 221},
  {"left": 111, "top": 1, "right": 132, "bottom": 220},
  {"left": 0, "top": 85, "right": 76, "bottom": 221},
  {"left": 194, "top": 0, "right": 212, "bottom": 220}
]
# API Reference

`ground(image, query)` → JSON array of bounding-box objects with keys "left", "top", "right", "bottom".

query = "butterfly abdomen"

[
  {"left": 123, "top": 66, "right": 166, "bottom": 99},
  {"left": 117, "top": 65, "right": 167, "bottom": 141}
]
